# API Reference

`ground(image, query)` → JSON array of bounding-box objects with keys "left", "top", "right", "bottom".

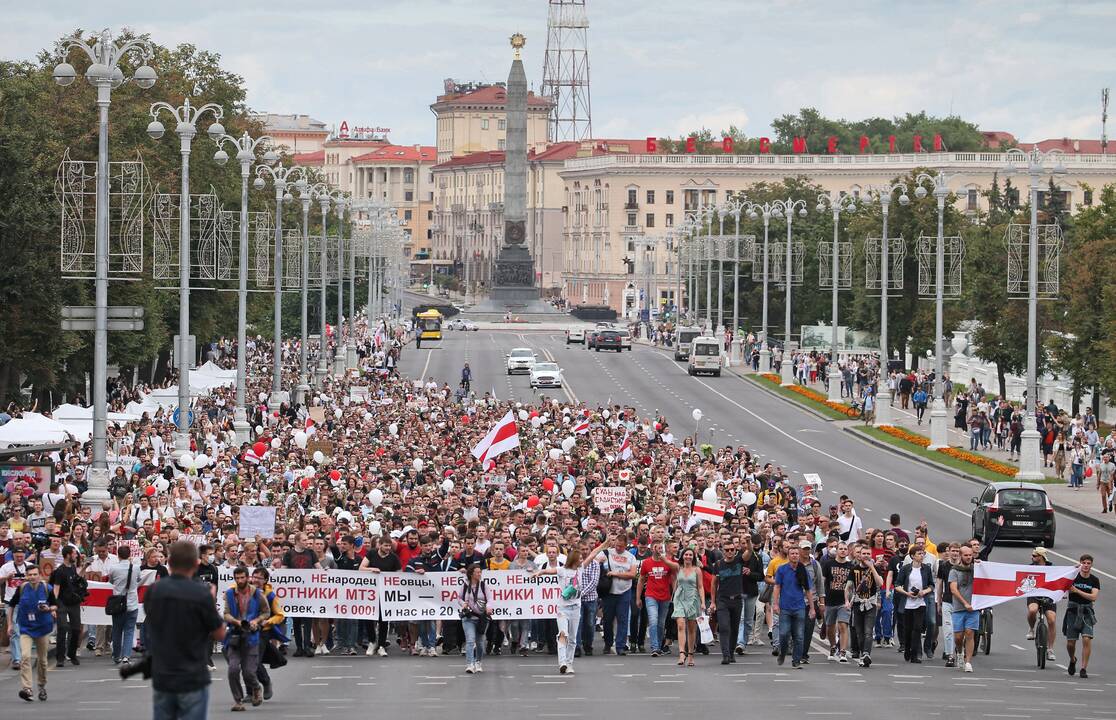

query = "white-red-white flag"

[
  {"left": 244, "top": 448, "right": 267, "bottom": 465},
  {"left": 471, "top": 411, "right": 521, "bottom": 464},
  {"left": 305, "top": 417, "right": 316, "bottom": 437},
  {"left": 971, "top": 561, "right": 1078, "bottom": 610},
  {"left": 618, "top": 430, "right": 632, "bottom": 460},
  {"left": 572, "top": 418, "right": 590, "bottom": 434},
  {"left": 692, "top": 499, "right": 726, "bottom": 524}
]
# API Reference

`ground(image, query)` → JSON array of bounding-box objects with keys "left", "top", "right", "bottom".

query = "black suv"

[
  {"left": 971, "top": 481, "right": 1056, "bottom": 548},
  {"left": 594, "top": 330, "right": 623, "bottom": 352}
]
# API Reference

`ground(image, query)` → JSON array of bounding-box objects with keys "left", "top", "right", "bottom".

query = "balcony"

[{"left": 624, "top": 202, "right": 639, "bottom": 210}]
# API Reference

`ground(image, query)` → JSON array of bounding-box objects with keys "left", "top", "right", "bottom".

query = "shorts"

[
  {"left": 1062, "top": 607, "right": 1095, "bottom": 640},
  {"left": 824, "top": 605, "right": 850, "bottom": 625},
  {"left": 952, "top": 609, "right": 980, "bottom": 632}
]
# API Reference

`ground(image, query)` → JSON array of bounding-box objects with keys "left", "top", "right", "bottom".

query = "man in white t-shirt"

[
  {"left": 597, "top": 531, "right": 638, "bottom": 655},
  {"left": 837, "top": 499, "right": 863, "bottom": 544},
  {"left": 84, "top": 539, "right": 118, "bottom": 657},
  {"left": 1, "top": 548, "right": 30, "bottom": 669}
]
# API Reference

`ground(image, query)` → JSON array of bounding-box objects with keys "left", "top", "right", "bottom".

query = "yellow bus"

[{"left": 415, "top": 309, "right": 443, "bottom": 343}]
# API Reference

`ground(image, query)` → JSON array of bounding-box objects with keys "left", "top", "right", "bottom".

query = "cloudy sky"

[{"left": 6, "top": 0, "right": 1112, "bottom": 145}]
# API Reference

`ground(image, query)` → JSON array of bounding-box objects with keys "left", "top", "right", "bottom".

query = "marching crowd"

[{"left": 0, "top": 316, "right": 1102, "bottom": 716}]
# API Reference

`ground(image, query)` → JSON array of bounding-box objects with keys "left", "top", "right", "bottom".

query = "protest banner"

[
  {"left": 306, "top": 439, "right": 333, "bottom": 459},
  {"left": 349, "top": 386, "right": 369, "bottom": 402},
  {"left": 239, "top": 505, "right": 277, "bottom": 538},
  {"left": 593, "top": 486, "right": 628, "bottom": 513}
]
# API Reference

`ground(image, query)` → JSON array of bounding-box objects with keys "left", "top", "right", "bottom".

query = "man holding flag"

[{"left": 472, "top": 411, "right": 521, "bottom": 464}]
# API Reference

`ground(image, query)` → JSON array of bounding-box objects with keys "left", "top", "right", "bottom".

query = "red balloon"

[
  {"left": 444, "top": 468, "right": 454, "bottom": 478},
  {"left": 526, "top": 495, "right": 540, "bottom": 508},
  {"left": 273, "top": 411, "right": 280, "bottom": 417},
  {"left": 253, "top": 441, "right": 267, "bottom": 457},
  {"left": 583, "top": 409, "right": 591, "bottom": 418},
  {"left": 329, "top": 469, "right": 341, "bottom": 481},
  {"left": 529, "top": 410, "right": 539, "bottom": 419},
  {"left": 542, "top": 477, "right": 555, "bottom": 492},
  {"left": 144, "top": 485, "right": 156, "bottom": 497},
  {"left": 654, "top": 422, "right": 662, "bottom": 432},
  {"left": 375, "top": 447, "right": 386, "bottom": 457},
  {"left": 1085, "top": 466, "right": 1094, "bottom": 478},
  {"left": 460, "top": 415, "right": 470, "bottom": 424},
  {"left": 300, "top": 477, "right": 311, "bottom": 490}
]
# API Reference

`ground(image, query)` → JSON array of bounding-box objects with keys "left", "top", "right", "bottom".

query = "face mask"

[{"left": 207, "top": 554, "right": 216, "bottom": 563}]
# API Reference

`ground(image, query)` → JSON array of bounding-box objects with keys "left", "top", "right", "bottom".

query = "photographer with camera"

[
  {"left": 142, "top": 541, "right": 225, "bottom": 720},
  {"left": 222, "top": 566, "right": 270, "bottom": 711},
  {"left": 8, "top": 564, "right": 56, "bottom": 701},
  {"left": 49, "top": 545, "right": 86, "bottom": 667}
]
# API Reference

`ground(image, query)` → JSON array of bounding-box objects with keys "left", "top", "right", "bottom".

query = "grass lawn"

[
  {"left": 852, "top": 425, "right": 1067, "bottom": 484},
  {"left": 742, "top": 374, "right": 852, "bottom": 421}
]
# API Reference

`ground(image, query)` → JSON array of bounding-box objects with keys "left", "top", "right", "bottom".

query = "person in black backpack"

[{"left": 48, "top": 546, "right": 86, "bottom": 667}]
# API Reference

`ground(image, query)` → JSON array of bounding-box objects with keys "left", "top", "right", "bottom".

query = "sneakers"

[
  {"left": 859, "top": 655, "right": 872, "bottom": 668},
  {"left": 231, "top": 702, "right": 246, "bottom": 712},
  {"left": 777, "top": 652, "right": 786, "bottom": 666},
  {"left": 945, "top": 655, "right": 956, "bottom": 668},
  {"left": 465, "top": 663, "right": 475, "bottom": 674},
  {"left": 475, "top": 662, "right": 483, "bottom": 673},
  {"left": 251, "top": 687, "right": 262, "bottom": 707},
  {"left": 263, "top": 683, "right": 273, "bottom": 700},
  {"left": 366, "top": 645, "right": 376, "bottom": 657},
  {"left": 68, "top": 656, "right": 80, "bottom": 666},
  {"left": 377, "top": 645, "right": 388, "bottom": 657},
  {"left": 1068, "top": 657, "right": 1077, "bottom": 676},
  {"left": 559, "top": 664, "right": 568, "bottom": 674},
  {"left": 838, "top": 652, "right": 849, "bottom": 664},
  {"left": 19, "top": 688, "right": 33, "bottom": 702},
  {"left": 1046, "top": 649, "right": 1056, "bottom": 661},
  {"left": 1079, "top": 668, "right": 1088, "bottom": 679},
  {"left": 1025, "top": 630, "right": 1035, "bottom": 640},
  {"left": 827, "top": 651, "right": 836, "bottom": 662},
  {"left": 736, "top": 645, "right": 746, "bottom": 656},
  {"left": 316, "top": 644, "right": 326, "bottom": 656},
  {"left": 964, "top": 662, "right": 973, "bottom": 673}
]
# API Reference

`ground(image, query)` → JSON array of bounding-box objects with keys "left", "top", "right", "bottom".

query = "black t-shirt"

[
  {"left": 712, "top": 556, "right": 745, "bottom": 599},
  {"left": 1067, "top": 573, "right": 1100, "bottom": 606},
  {"left": 363, "top": 551, "right": 402, "bottom": 572},
  {"left": 821, "top": 558, "right": 852, "bottom": 606},
  {"left": 49, "top": 564, "right": 83, "bottom": 606},
  {"left": 143, "top": 575, "right": 223, "bottom": 693},
  {"left": 193, "top": 562, "right": 219, "bottom": 590},
  {"left": 335, "top": 553, "right": 361, "bottom": 571},
  {"left": 283, "top": 547, "right": 318, "bottom": 569},
  {"left": 936, "top": 561, "right": 954, "bottom": 604}
]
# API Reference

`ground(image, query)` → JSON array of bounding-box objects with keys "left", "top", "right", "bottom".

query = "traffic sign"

[
  {"left": 171, "top": 407, "right": 195, "bottom": 427},
  {"left": 62, "top": 319, "right": 145, "bottom": 331},
  {"left": 62, "top": 305, "right": 145, "bottom": 319}
]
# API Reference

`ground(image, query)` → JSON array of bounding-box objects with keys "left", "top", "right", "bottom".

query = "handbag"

[
  {"left": 597, "top": 553, "right": 613, "bottom": 596},
  {"left": 697, "top": 615, "right": 714, "bottom": 645},
  {"left": 758, "top": 581, "right": 773, "bottom": 605},
  {"left": 105, "top": 562, "right": 133, "bottom": 617}
]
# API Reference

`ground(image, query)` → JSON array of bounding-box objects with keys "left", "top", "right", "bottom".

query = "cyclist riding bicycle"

[
  {"left": 1025, "top": 546, "right": 1057, "bottom": 662},
  {"left": 460, "top": 363, "right": 472, "bottom": 393}
]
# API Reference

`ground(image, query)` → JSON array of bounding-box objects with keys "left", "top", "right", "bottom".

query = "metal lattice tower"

[{"left": 541, "top": 0, "right": 593, "bottom": 142}]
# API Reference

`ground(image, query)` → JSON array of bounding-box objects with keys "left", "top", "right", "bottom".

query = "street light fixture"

[
  {"left": 148, "top": 97, "right": 224, "bottom": 456},
  {"left": 862, "top": 183, "right": 910, "bottom": 426},
  {"left": 816, "top": 191, "right": 857, "bottom": 402},
  {"left": 330, "top": 191, "right": 351, "bottom": 375},
  {"left": 54, "top": 29, "right": 155, "bottom": 506},
  {"left": 742, "top": 201, "right": 782, "bottom": 373},
  {"left": 1004, "top": 148, "right": 1067, "bottom": 480},
  {"left": 313, "top": 186, "right": 333, "bottom": 385},
  {"left": 256, "top": 163, "right": 306, "bottom": 409},
  {"left": 912, "top": 170, "right": 955, "bottom": 449},
  {"left": 214, "top": 130, "right": 273, "bottom": 443}
]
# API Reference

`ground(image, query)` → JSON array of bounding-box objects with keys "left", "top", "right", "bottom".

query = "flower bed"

[
  {"left": 878, "top": 425, "right": 1016, "bottom": 477},
  {"left": 758, "top": 374, "right": 860, "bottom": 419}
]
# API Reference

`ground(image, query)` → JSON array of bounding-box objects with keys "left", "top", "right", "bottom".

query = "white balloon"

[
  {"left": 154, "top": 478, "right": 170, "bottom": 493},
  {"left": 702, "top": 487, "right": 717, "bottom": 502},
  {"left": 293, "top": 430, "right": 308, "bottom": 449},
  {"left": 369, "top": 520, "right": 382, "bottom": 536},
  {"left": 313, "top": 395, "right": 321, "bottom": 405},
  {"left": 180, "top": 452, "right": 194, "bottom": 469},
  {"left": 741, "top": 491, "right": 758, "bottom": 506},
  {"left": 548, "top": 448, "right": 563, "bottom": 461},
  {"left": 692, "top": 408, "right": 703, "bottom": 422},
  {"left": 518, "top": 409, "right": 529, "bottom": 421},
  {"left": 515, "top": 402, "right": 523, "bottom": 409},
  {"left": 412, "top": 458, "right": 424, "bottom": 472},
  {"left": 561, "top": 479, "right": 575, "bottom": 498},
  {"left": 334, "top": 408, "right": 343, "bottom": 419},
  {"left": 561, "top": 437, "right": 577, "bottom": 453},
  {"left": 270, "top": 438, "right": 281, "bottom": 450},
  {"left": 602, "top": 409, "right": 610, "bottom": 419},
  {"left": 389, "top": 423, "right": 399, "bottom": 436},
  {"left": 441, "top": 478, "right": 454, "bottom": 493},
  {"left": 313, "top": 450, "right": 325, "bottom": 464},
  {"left": 194, "top": 453, "right": 209, "bottom": 469},
  {"left": 258, "top": 392, "right": 268, "bottom": 403},
  {"left": 255, "top": 425, "right": 264, "bottom": 435},
  {"left": 369, "top": 488, "right": 384, "bottom": 507},
  {"left": 530, "top": 416, "right": 542, "bottom": 428},
  {"left": 304, "top": 466, "right": 316, "bottom": 478}
]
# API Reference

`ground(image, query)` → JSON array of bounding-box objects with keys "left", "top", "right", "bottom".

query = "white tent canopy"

[
  {"left": 52, "top": 404, "right": 141, "bottom": 442},
  {"left": 0, "top": 412, "right": 73, "bottom": 448}
]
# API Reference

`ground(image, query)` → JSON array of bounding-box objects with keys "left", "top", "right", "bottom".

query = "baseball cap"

[
  {"left": 1032, "top": 546, "right": 1048, "bottom": 557},
  {"left": 798, "top": 539, "right": 812, "bottom": 550}
]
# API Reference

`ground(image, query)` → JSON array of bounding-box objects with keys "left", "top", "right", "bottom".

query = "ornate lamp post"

[
  {"left": 816, "top": 191, "right": 857, "bottom": 403},
  {"left": 254, "top": 164, "right": 306, "bottom": 409},
  {"left": 776, "top": 199, "right": 808, "bottom": 386},
  {"left": 213, "top": 131, "right": 276, "bottom": 442},
  {"left": 147, "top": 98, "right": 225, "bottom": 454},
  {"left": 862, "top": 182, "right": 910, "bottom": 425},
  {"left": 313, "top": 187, "right": 332, "bottom": 385},
  {"left": 331, "top": 191, "right": 351, "bottom": 376},
  {"left": 1004, "top": 148, "right": 1067, "bottom": 480},
  {"left": 53, "top": 31, "right": 156, "bottom": 502},
  {"left": 743, "top": 201, "right": 785, "bottom": 373}
]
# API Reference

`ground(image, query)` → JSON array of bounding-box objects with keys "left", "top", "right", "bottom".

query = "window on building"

[
  {"left": 403, "top": 168, "right": 414, "bottom": 183},
  {"left": 404, "top": 210, "right": 413, "bottom": 221},
  {"left": 967, "top": 188, "right": 978, "bottom": 211},
  {"left": 646, "top": 190, "right": 655, "bottom": 204},
  {"left": 627, "top": 188, "right": 637, "bottom": 206},
  {"left": 684, "top": 189, "right": 698, "bottom": 211},
  {"left": 498, "top": 119, "right": 506, "bottom": 130},
  {"left": 627, "top": 240, "right": 635, "bottom": 252},
  {"left": 627, "top": 212, "right": 637, "bottom": 227},
  {"left": 498, "top": 139, "right": 505, "bottom": 150},
  {"left": 666, "top": 213, "right": 674, "bottom": 227},
  {"left": 427, "top": 229, "right": 432, "bottom": 239},
  {"left": 646, "top": 213, "right": 655, "bottom": 228},
  {"left": 427, "top": 210, "right": 434, "bottom": 220},
  {"left": 381, "top": 171, "right": 388, "bottom": 182},
  {"left": 666, "top": 190, "right": 674, "bottom": 205},
  {"left": 481, "top": 119, "right": 489, "bottom": 130},
  {"left": 405, "top": 191, "right": 414, "bottom": 201},
  {"left": 1084, "top": 189, "right": 1094, "bottom": 206},
  {"left": 1007, "top": 187, "right": 1020, "bottom": 206}
]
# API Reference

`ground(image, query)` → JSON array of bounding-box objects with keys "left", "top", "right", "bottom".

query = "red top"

[{"left": 640, "top": 558, "right": 674, "bottom": 601}]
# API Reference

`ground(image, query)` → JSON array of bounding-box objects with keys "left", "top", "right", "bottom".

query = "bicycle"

[
  {"left": 977, "top": 608, "right": 993, "bottom": 655},
  {"left": 1034, "top": 612, "right": 1047, "bottom": 668}
]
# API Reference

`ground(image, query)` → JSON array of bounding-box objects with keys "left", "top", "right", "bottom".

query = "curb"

[
  {"left": 844, "top": 426, "right": 1116, "bottom": 537},
  {"left": 736, "top": 373, "right": 841, "bottom": 424}
]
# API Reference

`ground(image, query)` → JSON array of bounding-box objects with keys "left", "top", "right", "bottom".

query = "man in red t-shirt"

[{"left": 636, "top": 543, "right": 676, "bottom": 657}]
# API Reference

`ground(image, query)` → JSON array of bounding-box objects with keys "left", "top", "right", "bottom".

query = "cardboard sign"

[
  {"left": 592, "top": 486, "right": 628, "bottom": 513},
  {"left": 350, "top": 386, "right": 370, "bottom": 402},
  {"left": 308, "top": 407, "right": 326, "bottom": 424},
  {"left": 239, "top": 505, "right": 277, "bottom": 539},
  {"left": 306, "top": 439, "right": 333, "bottom": 458}
]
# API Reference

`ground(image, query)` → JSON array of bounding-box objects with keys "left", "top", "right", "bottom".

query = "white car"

[
  {"left": 506, "top": 347, "right": 537, "bottom": 374},
  {"left": 462, "top": 320, "right": 478, "bottom": 331},
  {"left": 529, "top": 362, "right": 564, "bottom": 388},
  {"left": 617, "top": 329, "right": 632, "bottom": 351},
  {"left": 445, "top": 318, "right": 464, "bottom": 330},
  {"left": 566, "top": 327, "right": 585, "bottom": 344}
]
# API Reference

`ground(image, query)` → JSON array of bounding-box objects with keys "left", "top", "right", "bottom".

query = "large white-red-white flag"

[
  {"left": 692, "top": 499, "right": 726, "bottom": 524},
  {"left": 471, "top": 411, "right": 521, "bottom": 464},
  {"left": 971, "top": 561, "right": 1078, "bottom": 610},
  {"left": 572, "top": 417, "right": 590, "bottom": 434},
  {"left": 618, "top": 430, "right": 632, "bottom": 460}
]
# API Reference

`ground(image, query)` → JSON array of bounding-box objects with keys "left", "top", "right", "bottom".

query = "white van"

[
  {"left": 687, "top": 336, "right": 723, "bottom": 377},
  {"left": 674, "top": 326, "right": 703, "bottom": 361}
]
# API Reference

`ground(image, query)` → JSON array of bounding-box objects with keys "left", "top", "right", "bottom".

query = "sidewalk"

[{"left": 727, "top": 362, "right": 1116, "bottom": 535}]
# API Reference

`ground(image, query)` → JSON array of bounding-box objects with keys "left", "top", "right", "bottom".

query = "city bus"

[{"left": 415, "top": 309, "right": 443, "bottom": 344}]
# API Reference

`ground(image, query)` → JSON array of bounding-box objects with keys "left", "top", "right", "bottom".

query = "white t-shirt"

[
  {"left": 557, "top": 566, "right": 581, "bottom": 607},
  {"left": 0, "top": 560, "right": 29, "bottom": 603},
  {"left": 598, "top": 548, "right": 636, "bottom": 594}
]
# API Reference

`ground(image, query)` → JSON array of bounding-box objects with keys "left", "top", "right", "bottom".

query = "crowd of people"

[{"left": 0, "top": 314, "right": 1102, "bottom": 715}]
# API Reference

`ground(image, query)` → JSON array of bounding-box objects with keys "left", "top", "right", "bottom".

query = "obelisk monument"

[{"left": 491, "top": 33, "right": 539, "bottom": 305}]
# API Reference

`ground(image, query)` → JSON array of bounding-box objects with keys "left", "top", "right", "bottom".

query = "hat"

[
  {"left": 402, "top": 525, "right": 416, "bottom": 536},
  {"left": 1032, "top": 546, "right": 1048, "bottom": 557},
  {"left": 798, "top": 539, "right": 813, "bottom": 549},
  {"left": 389, "top": 530, "right": 402, "bottom": 539}
]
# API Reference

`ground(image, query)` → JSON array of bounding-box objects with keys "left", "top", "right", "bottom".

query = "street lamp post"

[
  {"left": 1005, "top": 148, "right": 1067, "bottom": 480},
  {"left": 864, "top": 183, "right": 910, "bottom": 426},
  {"left": 314, "top": 188, "right": 332, "bottom": 385},
  {"left": 214, "top": 131, "right": 276, "bottom": 443},
  {"left": 913, "top": 171, "right": 955, "bottom": 449},
  {"left": 777, "top": 198, "right": 808, "bottom": 386},
  {"left": 816, "top": 191, "right": 857, "bottom": 403},
  {"left": 332, "top": 192, "right": 350, "bottom": 376},
  {"left": 255, "top": 164, "right": 306, "bottom": 410},
  {"left": 743, "top": 201, "right": 782, "bottom": 373},
  {"left": 147, "top": 98, "right": 225, "bottom": 456},
  {"left": 54, "top": 31, "right": 156, "bottom": 505},
  {"left": 722, "top": 198, "right": 745, "bottom": 366}
]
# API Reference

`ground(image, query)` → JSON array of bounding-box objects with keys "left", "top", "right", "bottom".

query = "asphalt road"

[{"left": 12, "top": 327, "right": 1110, "bottom": 717}]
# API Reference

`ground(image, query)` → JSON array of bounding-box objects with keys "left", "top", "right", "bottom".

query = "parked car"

[
  {"left": 971, "top": 481, "right": 1056, "bottom": 548},
  {"left": 617, "top": 329, "right": 632, "bottom": 351},
  {"left": 506, "top": 347, "right": 537, "bottom": 374},
  {"left": 529, "top": 362, "right": 564, "bottom": 388},
  {"left": 595, "top": 330, "right": 623, "bottom": 352},
  {"left": 566, "top": 327, "right": 586, "bottom": 345}
]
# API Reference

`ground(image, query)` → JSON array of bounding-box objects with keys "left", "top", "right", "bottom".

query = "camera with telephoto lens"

[{"left": 118, "top": 654, "right": 152, "bottom": 680}]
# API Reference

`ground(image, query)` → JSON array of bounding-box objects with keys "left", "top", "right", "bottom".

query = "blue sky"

[{"left": 7, "top": 0, "right": 1113, "bottom": 145}]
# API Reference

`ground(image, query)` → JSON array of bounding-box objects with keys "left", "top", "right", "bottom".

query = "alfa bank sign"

[{"left": 646, "top": 134, "right": 946, "bottom": 154}]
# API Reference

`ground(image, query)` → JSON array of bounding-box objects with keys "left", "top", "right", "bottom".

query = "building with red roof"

[{"left": 430, "top": 80, "right": 554, "bottom": 163}]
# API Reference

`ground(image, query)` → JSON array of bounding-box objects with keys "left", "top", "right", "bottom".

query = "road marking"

[{"left": 298, "top": 682, "right": 329, "bottom": 686}]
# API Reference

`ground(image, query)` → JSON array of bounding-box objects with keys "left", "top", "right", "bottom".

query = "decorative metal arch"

[
  {"left": 916, "top": 234, "right": 964, "bottom": 298},
  {"left": 152, "top": 190, "right": 219, "bottom": 281},
  {"left": 864, "top": 236, "right": 905, "bottom": 291},
  {"left": 1006, "top": 223, "right": 1062, "bottom": 297},
  {"left": 817, "top": 241, "right": 853, "bottom": 289},
  {"left": 770, "top": 240, "right": 805, "bottom": 286},
  {"left": 216, "top": 209, "right": 271, "bottom": 284}
]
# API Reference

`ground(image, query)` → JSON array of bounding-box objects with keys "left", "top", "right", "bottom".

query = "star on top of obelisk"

[{"left": 510, "top": 32, "right": 526, "bottom": 60}]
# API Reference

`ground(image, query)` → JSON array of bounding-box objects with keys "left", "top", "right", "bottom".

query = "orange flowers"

[
  {"left": 758, "top": 374, "right": 859, "bottom": 418},
  {"left": 878, "top": 425, "right": 1016, "bottom": 477}
]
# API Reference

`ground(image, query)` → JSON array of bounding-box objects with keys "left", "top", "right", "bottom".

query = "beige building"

[
  {"left": 558, "top": 149, "right": 1116, "bottom": 315},
  {"left": 254, "top": 113, "right": 329, "bottom": 154},
  {"left": 430, "top": 81, "right": 553, "bottom": 163}
]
